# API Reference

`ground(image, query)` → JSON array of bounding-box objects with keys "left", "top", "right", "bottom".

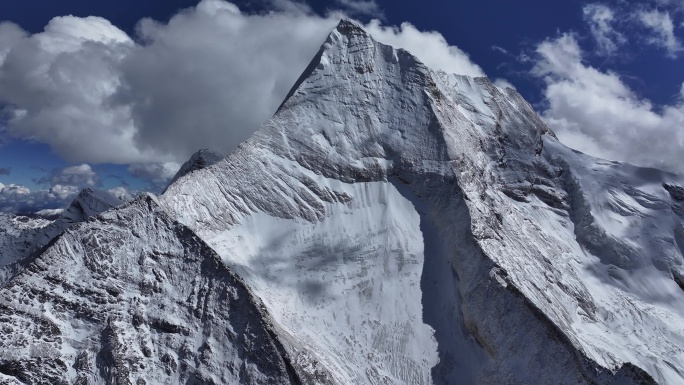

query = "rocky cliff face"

[
  {"left": 0, "top": 189, "right": 123, "bottom": 284},
  {"left": 0, "top": 195, "right": 303, "bottom": 384},
  {"left": 1, "top": 19, "right": 682, "bottom": 385}
]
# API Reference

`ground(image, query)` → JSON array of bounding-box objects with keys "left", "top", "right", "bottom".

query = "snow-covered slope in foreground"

[
  {"left": 0, "top": 195, "right": 302, "bottom": 384},
  {"left": 163, "top": 20, "right": 684, "bottom": 384}
]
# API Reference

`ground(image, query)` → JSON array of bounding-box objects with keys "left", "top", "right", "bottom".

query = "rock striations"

[
  {"left": 0, "top": 195, "right": 300, "bottom": 384},
  {"left": 0, "top": 189, "right": 123, "bottom": 284},
  {"left": 1, "top": 20, "right": 683, "bottom": 385}
]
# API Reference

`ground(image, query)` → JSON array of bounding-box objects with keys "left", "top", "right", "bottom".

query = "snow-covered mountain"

[
  {"left": 0, "top": 188, "right": 122, "bottom": 283},
  {"left": 0, "top": 194, "right": 305, "bottom": 384},
  {"left": 162, "top": 20, "right": 683, "bottom": 384},
  {"left": 1, "top": 19, "right": 683, "bottom": 384}
]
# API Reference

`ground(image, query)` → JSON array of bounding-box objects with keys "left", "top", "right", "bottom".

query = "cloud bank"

[
  {"left": 0, "top": 163, "right": 99, "bottom": 212},
  {"left": 533, "top": 33, "right": 684, "bottom": 174},
  {"left": 0, "top": 0, "right": 483, "bottom": 166},
  {"left": 526, "top": 2, "right": 684, "bottom": 174},
  {"left": 0, "top": 162, "right": 138, "bottom": 212}
]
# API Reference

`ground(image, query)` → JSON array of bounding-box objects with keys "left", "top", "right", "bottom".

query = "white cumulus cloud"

[
  {"left": 0, "top": 0, "right": 484, "bottom": 166},
  {"left": 0, "top": 183, "right": 43, "bottom": 213},
  {"left": 0, "top": 163, "right": 131, "bottom": 212},
  {"left": 48, "top": 184, "right": 80, "bottom": 201},
  {"left": 363, "top": 20, "right": 485, "bottom": 77},
  {"left": 0, "top": 16, "right": 141, "bottom": 164},
  {"left": 533, "top": 33, "right": 684, "bottom": 174},
  {"left": 52, "top": 164, "right": 100, "bottom": 187},
  {"left": 1, "top": 184, "right": 30, "bottom": 196},
  {"left": 106, "top": 186, "right": 134, "bottom": 201}
]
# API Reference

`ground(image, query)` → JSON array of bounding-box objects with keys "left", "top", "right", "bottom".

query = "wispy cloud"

[
  {"left": 493, "top": 78, "right": 516, "bottom": 90},
  {"left": 582, "top": 3, "right": 626, "bottom": 56},
  {"left": 127, "top": 162, "right": 180, "bottom": 191},
  {"left": 638, "top": 9, "right": 682, "bottom": 58},
  {"left": 363, "top": 20, "right": 484, "bottom": 77},
  {"left": 334, "top": 0, "right": 383, "bottom": 18},
  {"left": 492, "top": 45, "right": 510, "bottom": 55},
  {"left": 267, "top": 0, "right": 314, "bottom": 15}
]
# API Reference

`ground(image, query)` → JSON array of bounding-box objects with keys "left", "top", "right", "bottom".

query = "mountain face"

[
  {"left": 0, "top": 189, "right": 123, "bottom": 283},
  {"left": 0, "top": 195, "right": 301, "bottom": 384},
  {"left": 162, "top": 21, "right": 684, "bottom": 384},
  {"left": 1, "top": 19, "right": 683, "bottom": 385}
]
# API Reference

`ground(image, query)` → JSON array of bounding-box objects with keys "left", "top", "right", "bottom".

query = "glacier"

[{"left": 0, "top": 19, "right": 683, "bottom": 384}]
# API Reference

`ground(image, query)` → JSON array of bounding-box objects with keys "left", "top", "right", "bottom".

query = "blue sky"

[{"left": 0, "top": 0, "right": 682, "bottom": 212}]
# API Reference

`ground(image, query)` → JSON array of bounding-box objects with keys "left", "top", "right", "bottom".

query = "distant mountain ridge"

[
  {"left": 164, "top": 149, "right": 223, "bottom": 192},
  {"left": 0, "top": 188, "right": 122, "bottom": 283}
]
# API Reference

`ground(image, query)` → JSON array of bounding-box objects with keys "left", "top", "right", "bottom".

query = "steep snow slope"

[
  {"left": 539, "top": 140, "right": 684, "bottom": 382},
  {"left": 163, "top": 20, "right": 681, "bottom": 384},
  {"left": 0, "top": 195, "right": 304, "bottom": 384}
]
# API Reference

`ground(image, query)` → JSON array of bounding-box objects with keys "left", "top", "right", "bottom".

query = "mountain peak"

[
  {"left": 59, "top": 188, "right": 122, "bottom": 224},
  {"left": 276, "top": 19, "right": 382, "bottom": 113},
  {"left": 333, "top": 19, "right": 366, "bottom": 36},
  {"left": 158, "top": 19, "right": 684, "bottom": 384},
  {"left": 164, "top": 148, "right": 222, "bottom": 191}
]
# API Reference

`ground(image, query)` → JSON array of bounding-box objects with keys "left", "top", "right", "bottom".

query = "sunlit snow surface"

[
  {"left": 541, "top": 140, "right": 684, "bottom": 381},
  {"left": 162, "top": 21, "right": 684, "bottom": 384},
  {"left": 209, "top": 178, "right": 439, "bottom": 384}
]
